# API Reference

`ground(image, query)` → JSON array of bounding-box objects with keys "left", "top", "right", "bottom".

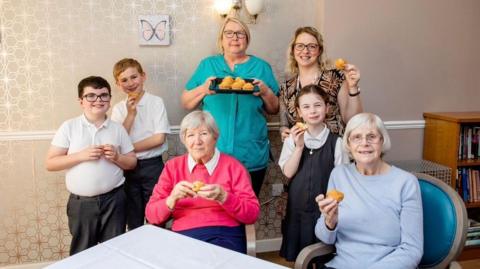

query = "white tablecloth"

[{"left": 46, "top": 225, "right": 288, "bottom": 269}]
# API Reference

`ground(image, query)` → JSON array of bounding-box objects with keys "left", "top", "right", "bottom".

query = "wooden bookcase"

[
  {"left": 423, "top": 111, "right": 480, "bottom": 206},
  {"left": 423, "top": 112, "right": 480, "bottom": 260}
]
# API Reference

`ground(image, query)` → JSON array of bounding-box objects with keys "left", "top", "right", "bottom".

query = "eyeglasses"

[
  {"left": 348, "top": 133, "right": 382, "bottom": 144},
  {"left": 294, "top": 43, "right": 319, "bottom": 52},
  {"left": 223, "top": 30, "right": 247, "bottom": 39},
  {"left": 82, "top": 93, "right": 111, "bottom": 102}
]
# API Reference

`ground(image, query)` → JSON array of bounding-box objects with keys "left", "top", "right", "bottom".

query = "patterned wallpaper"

[
  {"left": 0, "top": 0, "right": 322, "bottom": 266},
  {"left": 0, "top": 133, "right": 288, "bottom": 266}
]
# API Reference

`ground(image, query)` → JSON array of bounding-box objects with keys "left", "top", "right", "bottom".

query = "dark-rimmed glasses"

[
  {"left": 82, "top": 93, "right": 111, "bottom": 102},
  {"left": 223, "top": 30, "right": 247, "bottom": 39},
  {"left": 294, "top": 43, "right": 319, "bottom": 52}
]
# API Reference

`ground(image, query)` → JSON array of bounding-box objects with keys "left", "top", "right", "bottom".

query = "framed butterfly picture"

[{"left": 138, "top": 15, "right": 170, "bottom": 46}]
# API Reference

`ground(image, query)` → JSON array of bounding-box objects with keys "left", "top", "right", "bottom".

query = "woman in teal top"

[{"left": 182, "top": 17, "right": 279, "bottom": 196}]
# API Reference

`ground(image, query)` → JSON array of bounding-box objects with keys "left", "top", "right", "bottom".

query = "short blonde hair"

[
  {"left": 342, "top": 113, "right": 392, "bottom": 156},
  {"left": 179, "top": 111, "right": 220, "bottom": 144},
  {"left": 286, "top": 26, "right": 327, "bottom": 75},
  {"left": 216, "top": 17, "right": 251, "bottom": 53},
  {"left": 113, "top": 58, "right": 145, "bottom": 81}
]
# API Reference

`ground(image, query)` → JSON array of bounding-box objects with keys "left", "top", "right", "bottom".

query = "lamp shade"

[
  {"left": 244, "top": 0, "right": 264, "bottom": 15},
  {"left": 214, "top": 0, "right": 232, "bottom": 15}
]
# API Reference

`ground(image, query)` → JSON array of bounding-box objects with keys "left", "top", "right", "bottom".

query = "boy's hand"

[
  {"left": 102, "top": 144, "right": 118, "bottom": 162},
  {"left": 126, "top": 96, "right": 138, "bottom": 115},
  {"left": 77, "top": 145, "right": 104, "bottom": 162}
]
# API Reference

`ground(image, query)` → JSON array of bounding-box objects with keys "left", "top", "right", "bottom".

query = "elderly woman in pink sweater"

[{"left": 145, "top": 111, "right": 259, "bottom": 253}]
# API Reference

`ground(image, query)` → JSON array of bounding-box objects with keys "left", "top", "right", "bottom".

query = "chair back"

[{"left": 415, "top": 173, "right": 468, "bottom": 269}]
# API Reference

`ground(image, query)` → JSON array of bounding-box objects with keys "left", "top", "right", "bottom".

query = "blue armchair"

[{"left": 294, "top": 173, "right": 468, "bottom": 269}]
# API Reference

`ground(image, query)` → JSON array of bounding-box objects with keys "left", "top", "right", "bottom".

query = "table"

[{"left": 46, "top": 225, "right": 288, "bottom": 269}]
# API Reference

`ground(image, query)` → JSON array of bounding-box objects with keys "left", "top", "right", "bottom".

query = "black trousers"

[
  {"left": 124, "top": 156, "right": 164, "bottom": 230},
  {"left": 249, "top": 168, "right": 267, "bottom": 196},
  {"left": 67, "top": 185, "right": 126, "bottom": 255}
]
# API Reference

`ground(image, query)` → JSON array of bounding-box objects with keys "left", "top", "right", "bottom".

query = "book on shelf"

[
  {"left": 459, "top": 128, "right": 463, "bottom": 160},
  {"left": 467, "top": 231, "right": 480, "bottom": 237},
  {"left": 466, "top": 238, "right": 480, "bottom": 247},
  {"left": 457, "top": 168, "right": 480, "bottom": 203},
  {"left": 469, "top": 218, "right": 480, "bottom": 227},
  {"left": 459, "top": 125, "right": 480, "bottom": 160},
  {"left": 464, "top": 126, "right": 467, "bottom": 160},
  {"left": 472, "top": 169, "right": 478, "bottom": 202},
  {"left": 476, "top": 170, "right": 480, "bottom": 202},
  {"left": 466, "top": 219, "right": 480, "bottom": 246},
  {"left": 461, "top": 168, "right": 470, "bottom": 202},
  {"left": 468, "top": 226, "right": 480, "bottom": 233},
  {"left": 473, "top": 126, "right": 480, "bottom": 158},
  {"left": 468, "top": 128, "right": 473, "bottom": 159}
]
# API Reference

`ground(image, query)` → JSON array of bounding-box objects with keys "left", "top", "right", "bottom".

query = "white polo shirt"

[
  {"left": 111, "top": 91, "right": 170, "bottom": 160},
  {"left": 51, "top": 115, "right": 134, "bottom": 197}
]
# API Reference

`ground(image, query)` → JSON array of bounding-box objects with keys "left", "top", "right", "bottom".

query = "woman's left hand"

[
  {"left": 197, "top": 184, "right": 228, "bottom": 203},
  {"left": 344, "top": 64, "right": 361, "bottom": 91},
  {"left": 252, "top": 79, "right": 271, "bottom": 97}
]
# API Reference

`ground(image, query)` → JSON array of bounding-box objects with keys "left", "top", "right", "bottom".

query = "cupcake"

[
  {"left": 335, "top": 58, "right": 347, "bottom": 70},
  {"left": 222, "top": 76, "right": 234, "bottom": 84},
  {"left": 127, "top": 92, "right": 140, "bottom": 99},
  {"left": 218, "top": 82, "right": 231, "bottom": 89},
  {"left": 231, "top": 81, "right": 245, "bottom": 90},
  {"left": 242, "top": 82, "right": 254, "bottom": 91},
  {"left": 327, "top": 189, "right": 344, "bottom": 202},
  {"left": 295, "top": 122, "right": 308, "bottom": 131},
  {"left": 234, "top": 77, "right": 245, "bottom": 84},
  {"left": 192, "top": 180, "right": 205, "bottom": 192}
]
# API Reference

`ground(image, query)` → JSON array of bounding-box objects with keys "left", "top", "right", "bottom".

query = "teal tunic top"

[{"left": 186, "top": 54, "right": 279, "bottom": 171}]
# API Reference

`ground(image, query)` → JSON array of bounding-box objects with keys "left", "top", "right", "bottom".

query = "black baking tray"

[{"left": 209, "top": 78, "right": 259, "bottom": 94}]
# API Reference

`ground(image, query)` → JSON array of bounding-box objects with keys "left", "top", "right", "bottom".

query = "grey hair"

[
  {"left": 179, "top": 111, "right": 220, "bottom": 144},
  {"left": 342, "top": 112, "right": 391, "bottom": 156}
]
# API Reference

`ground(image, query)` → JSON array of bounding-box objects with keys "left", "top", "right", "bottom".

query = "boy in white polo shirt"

[
  {"left": 46, "top": 76, "right": 137, "bottom": 255},
  {"left": 111, "top": 58, "right": 170, "bottom": 230}
]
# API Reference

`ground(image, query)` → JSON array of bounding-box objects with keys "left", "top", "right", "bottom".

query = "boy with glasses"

[{"left": 46, "top": 76, "right": 137, "bottom": 255}]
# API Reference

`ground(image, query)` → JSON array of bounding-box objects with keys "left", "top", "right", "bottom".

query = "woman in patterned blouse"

[{"left": 279, "top": 26, "right": 363, "bottom": 139}]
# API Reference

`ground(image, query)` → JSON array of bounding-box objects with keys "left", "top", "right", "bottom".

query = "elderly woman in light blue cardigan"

[{"left": 315, "top": 113, "right": 423, "bottom": 269}]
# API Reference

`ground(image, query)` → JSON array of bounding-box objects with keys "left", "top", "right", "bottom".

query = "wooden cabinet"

[
  {"left": 423, "top": 112, "right": 480, "bottom": 207},
  {"left": 423, "top": 112, "right": 480, "bottom": 260}
]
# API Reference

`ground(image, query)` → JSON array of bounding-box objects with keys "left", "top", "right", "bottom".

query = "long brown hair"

[{"left": 286, "top": 26, "right": 327, "bottom": 75}]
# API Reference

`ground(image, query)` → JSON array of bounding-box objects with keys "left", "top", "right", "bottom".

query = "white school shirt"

[
  {"left": 278, "top": 127, "right": 349, "bottom": 170},
  {"left": 51, "top": 114, "right": 134, "bottom": 197},
  {"left": 111, "top": 91, "right": 171, "bottom": 160}
]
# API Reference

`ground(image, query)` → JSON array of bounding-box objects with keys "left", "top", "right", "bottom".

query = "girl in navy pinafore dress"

[{"left": 278, "top": 85, "right": 349, "bottom": 262}]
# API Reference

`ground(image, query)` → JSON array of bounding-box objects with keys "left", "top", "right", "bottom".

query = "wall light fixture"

[{"left": 214, "top": 0, "right": 265, "bottom": 24}]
